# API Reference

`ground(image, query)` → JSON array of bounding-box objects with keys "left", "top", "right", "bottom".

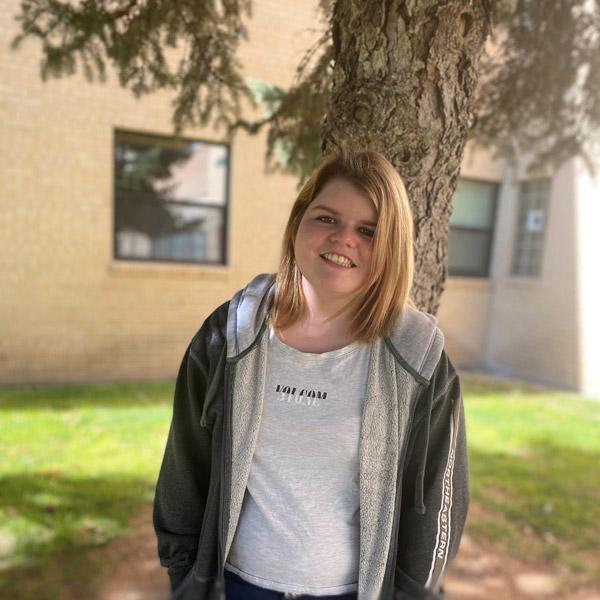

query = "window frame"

[
  {"left": 112, "top": 128, "right": 231, "bottom": 266},
  {"left": 510, "top": 178, "right": 552, "bottom": 278},
  {"left": 448, "top": 177, "right": 500, "bottom": 279}
]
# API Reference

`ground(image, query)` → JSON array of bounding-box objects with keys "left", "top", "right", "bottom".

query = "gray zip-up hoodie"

[{"left": 153, "top": 274, "right": 468, "bottom": 600}]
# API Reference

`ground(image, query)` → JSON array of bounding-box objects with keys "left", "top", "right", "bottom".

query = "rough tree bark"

[{"left": 322, "top": 0, "right": 491, "bottom": 314}]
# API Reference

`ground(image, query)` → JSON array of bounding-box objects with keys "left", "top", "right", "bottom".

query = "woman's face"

[{"left": 294, "top": 178, "right": 378, "bottom": 302}]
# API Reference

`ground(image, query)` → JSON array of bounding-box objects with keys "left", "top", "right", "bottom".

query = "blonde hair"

[{"left": 272, "top": 150, "right": 414, "bottom": 342}]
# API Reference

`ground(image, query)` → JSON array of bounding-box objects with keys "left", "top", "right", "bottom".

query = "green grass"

[
  {"left": 0, "top": 375, "right": 599, "bottom": 598},
  {"left": 463, "top": 375, "right": 600, "bottom": 579},
  {"left": 0, "top": 382, "right": 174, "bottom": 599}
]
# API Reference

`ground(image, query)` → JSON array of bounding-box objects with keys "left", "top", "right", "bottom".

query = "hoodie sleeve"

[
  {"left": 152, "top": 304, "right": 228, "bottom": 591},
  {"left": 394, "top": 350, "right": 469, "bottom": 599}
]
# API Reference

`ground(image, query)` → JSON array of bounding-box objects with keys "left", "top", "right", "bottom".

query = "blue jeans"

[{"left": 224, "top": 569, "right": 358, "bottom": 600}]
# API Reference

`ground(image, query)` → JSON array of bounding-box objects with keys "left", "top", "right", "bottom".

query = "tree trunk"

[{"left": 322, "top": 0, "right": 491, "bottom": 314}]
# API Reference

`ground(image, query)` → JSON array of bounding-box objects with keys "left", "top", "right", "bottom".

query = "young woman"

[{"left": 153, "top": 151, "right": 469, "bottom": 600}]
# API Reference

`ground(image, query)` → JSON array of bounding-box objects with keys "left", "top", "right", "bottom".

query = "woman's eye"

[
  {"left": 317, "top": 216, "right": 336, "bottom": 224},
  {"left": 359, "top": 227, "right": 375, "bottom": 238}
]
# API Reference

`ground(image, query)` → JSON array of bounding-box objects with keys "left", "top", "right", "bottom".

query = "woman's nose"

[{"left": 330, "top": 224, "right": 357, "bottom": 246}]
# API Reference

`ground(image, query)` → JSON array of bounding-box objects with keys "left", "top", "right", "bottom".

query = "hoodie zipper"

[{"left": 218, "top": 361, "right": 233, "bottom": 591}]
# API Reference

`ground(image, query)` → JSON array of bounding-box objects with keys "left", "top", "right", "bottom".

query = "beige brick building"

[
  {"left": 2, "top": 0, "right": 599, "bottom": 396},
  {"left": 441, "top": 152, "right": 600, "bottom": 397}
]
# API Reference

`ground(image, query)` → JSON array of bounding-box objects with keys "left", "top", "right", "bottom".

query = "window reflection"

[{"left": 114, "top": 131, "right": 228, "bottom": 264}]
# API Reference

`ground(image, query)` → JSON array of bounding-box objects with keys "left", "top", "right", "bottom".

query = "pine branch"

[
  {"left": 472, "top": 0, "right": 600, "bottom": 173},
  {"left": 11, "top": 0, "right": 253, "bottom": 132}
]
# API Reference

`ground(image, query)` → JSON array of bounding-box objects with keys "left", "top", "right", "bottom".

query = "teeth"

[{"left": 322, "top": 253, "right": 354, "bottom": 268}]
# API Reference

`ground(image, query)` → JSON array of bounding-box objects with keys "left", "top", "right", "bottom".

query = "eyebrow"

[{"left": 310, "top": 204, "right": 378, "bottom": 227}]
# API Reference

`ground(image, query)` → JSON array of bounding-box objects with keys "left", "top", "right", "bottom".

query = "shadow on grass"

[
  {"left": 469, "top": 438, "right": 600, "bottom": 572},
  {"left": 0, "top": 472, "right": 155, "bottom": 597},
  {"left": 0, "top": 381, "right": 175, "bottom": 410},
  {"left": 0, "top": 539, "right": 125, "bottom": 600}
]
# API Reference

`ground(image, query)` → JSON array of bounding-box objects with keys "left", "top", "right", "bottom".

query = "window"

[
  {"left": 511, "top": 179, "right": 551, "bottom": 277},
  {"left": 448, "top": 179, "right": 499, "bottom": 277},
  {"left": 113, "top": 130, "right": 229, "bottom": 264}
]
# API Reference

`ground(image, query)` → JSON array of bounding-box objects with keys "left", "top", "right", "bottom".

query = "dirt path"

[
  {"left": 99, "top": 506, "right": 170, "bottom": 600},
  {"left": 98, "top": 505, "right": 599, "bottom": 600},
  {"left": 444, "top": 530, "right": 599, "bottom": 599}
]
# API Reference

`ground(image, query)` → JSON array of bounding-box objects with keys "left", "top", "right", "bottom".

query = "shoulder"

[
  {"left": 191, "top": 273, "right": 275, "bottom": 358},
  {"left": 189, "top": 300, "right": 230, "bottom": 363},
  {"left": 187, "top": 272, "right": 276, "bottom": 361},
  {"left": 385, "top": 304, "right": 445, "bottom": 384}
]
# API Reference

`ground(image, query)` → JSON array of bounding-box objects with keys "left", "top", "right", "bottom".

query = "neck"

[{"left": 298, "top": 276, "right": 353, "bottom": 337}]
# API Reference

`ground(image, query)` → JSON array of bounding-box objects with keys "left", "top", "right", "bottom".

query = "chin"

[
  {"left": 317, "top": 279, "right": 363, "bottom": 299},
  {"left": 299, "top": 263, "right": 365, "bottom": 299}
]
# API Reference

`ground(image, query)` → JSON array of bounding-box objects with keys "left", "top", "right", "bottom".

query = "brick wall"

[
  {"left": 0, "top": 0, "right": 321, "bottom": 384},
  {"left": 483, "top": 161, "right": 581, "bottom": 390}
]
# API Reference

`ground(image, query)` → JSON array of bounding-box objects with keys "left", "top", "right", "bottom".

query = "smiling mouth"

[{"left": 320, "top": 253, "right": 356, "bottom": 268}]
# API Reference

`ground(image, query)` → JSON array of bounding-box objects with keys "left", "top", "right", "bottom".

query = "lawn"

[
  {"left": 463, "top": 375, "right": 600, "bottom": 579},
  {"left": 0, "top": 382, "right": 174, "bottom": 599},
  {"left": 0, "top": 375, "right": 598, "bottom": 598}
]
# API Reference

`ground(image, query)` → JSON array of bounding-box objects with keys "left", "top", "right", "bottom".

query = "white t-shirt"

[{"left": 226, "top": 326, "right": 371, "bottom": 596}]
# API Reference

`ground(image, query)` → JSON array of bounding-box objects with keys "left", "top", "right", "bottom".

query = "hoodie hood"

[
  {"left": 226, "top": 273, "right": 276, "bottom": 359},
  {"left": 226, "top": 273, "right": 444, "bottom": 382}
]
